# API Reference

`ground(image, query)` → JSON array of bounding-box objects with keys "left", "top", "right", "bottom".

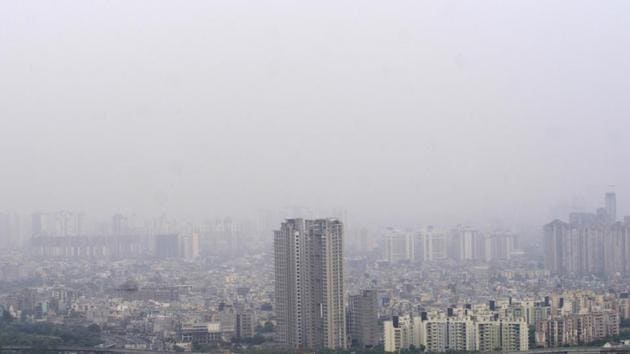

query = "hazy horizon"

[{"left": 2, "top": 1, "right": 629, "bottom": 227}]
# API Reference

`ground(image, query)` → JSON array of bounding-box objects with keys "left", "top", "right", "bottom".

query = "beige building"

[
  {"left": 384, "top": 228, "right": 414, "bottom": 262},
  {"left": 385, "top": 315, "right": 529, "bottom": 353},
  {"left": 536, "top": 311, "right": 619, "bottom": 348},
  {"left": 447, "top": 319, "right": 476, "bottom": 351},
  {"left": 476, "top": 321, "right": 500, "bottom": 352},
  {"left": 500, "top": 320, "right": 529, "bottom": 352},
  {"left": 384, "top": 315, "right": 418, "bottom": 352}
]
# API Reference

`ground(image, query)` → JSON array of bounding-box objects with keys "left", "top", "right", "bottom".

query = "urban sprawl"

[{"left": 0, "top": 193, "right": 629, "bottom": 353}]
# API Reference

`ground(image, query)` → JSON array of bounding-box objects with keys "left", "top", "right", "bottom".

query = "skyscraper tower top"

[{"left": 605, "top": 191, "right": 616, "bottom": 223}]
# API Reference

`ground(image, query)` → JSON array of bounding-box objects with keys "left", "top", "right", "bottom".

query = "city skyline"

[
  {"left": 1, "top": 195, "right": 629, "bottom": 352},
  {"left": 1, "top": 0, "right": 629, "bottom": 353}
]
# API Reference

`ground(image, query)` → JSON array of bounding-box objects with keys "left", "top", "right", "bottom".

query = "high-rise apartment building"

[
  {"left": 112, "top": 214, "right": 128, "bottom": 235},
  {"left": 383, "top": 308, "right": 531, "bottom": 353},
  {"left": 179, "top": 233, "right": 200, "bottom": 259},
  {"left": 423, "top": 319, "right": 448, "bottom": 352},
  {"left": 415, "top": 228, "right": 448, "bottom": 261},
  {"left": 544, "top": 192, "right": 630, "bottom": 276},
  {"left": 544, "top": 220, "right": 630, "bottom": 276},
  {"left": 459, "top": 228, "right": 477, "bottom": 260},
  {"left": 476, "top": 321, "right": 500, "bottom": 352},
  {"left": 535, "top": 311, "right": 619, "bottom": 348},
  {"left": 487, "top": 231, "right": 515, "bottom": 261},
  {"left": 274, "top": 219, "right": 346, "bottom": 350},
  {"left": 0, "top": 212, "right": 22, "bottom": 248},
  {"left": 384, "top": 315, "right": 418, "bottom": 352},
  {"left": 348, "top": 289, "right": 379, "bottom": 348},
  {"left": 235, "top": 309, "right": 256, "bottom": 340},
  {"left": 29, "top": 211, "right": 84, "bottom": 237},
  {"left": 384, "top": 228, "right": 414, "bottom": 262},
  {"left": 620, "top": 293, "right": 630, "bottom": 320},
  {"left": 500, "top": 320, "right": 529, "bottom": 352},
  {"left": 446, "top": 319, "right": 476, "bottom": 352},
  {"left": 31, "top": 212, "right": 44, "bottom": 237},
  {"left": 605, "top": 192, "right": 617, "bottom": 223},
  {"left": 452, "top": 228, "right": 515, "bottom": 262},
  {"left": 155, "top": 234, "right": 179, "bottom": 258}
]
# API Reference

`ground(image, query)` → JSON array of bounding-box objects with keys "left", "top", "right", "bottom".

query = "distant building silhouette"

[
  {"left": 155, "top": 233, "right": 179, "bottom": 258},
  {"left": 606, "top": 191, "right": 617, "bottom": 223},
  {"left": 544, "top": 192, "right": 630, "bottom": 276}
]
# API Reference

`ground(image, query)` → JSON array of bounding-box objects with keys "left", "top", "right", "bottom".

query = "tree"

[
  {"left": 174, "top": 345, "right": 185, "bottom": 352},
  {"left": 257, "top": 321, "right": 274, "bottom": 333}
]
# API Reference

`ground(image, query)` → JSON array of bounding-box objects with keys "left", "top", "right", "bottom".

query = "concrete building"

[
  {"left": 274, "top": 218, "right": 346, "bottom": 350},
  {"left": 446, "top": 319, "right": 476, "bottom": 352},
  {"left": 112, "top": 214, "right": 128, "bottom": 235},
  {"left": 236, "top": 310, "right": 256, "bottom": 340},
  {"left": 536, "top": 311, "right": 619, "bottom": 348},
  {"left": 179, "top": 233, "right": 200, "bottom": 259},
  {"left": 544, "top": 220, "right": 630, "bottom": 276},
  {"left": 500, "top": 320, "right": 528, "bottom": 352},
  {"left": 415, "top": 228, "right": 447, "bottom": 261},
  {"left": 180, "top": 323, "right": 222, "bottom": 344},
  {"left": 606, "top": 192, "right": 617, "bottom": 223},
  {"left": 545, "top": 192, "right": 630, "bottom": 276},
  {"left": 459, "top": 228, "right": 477, "bottom": 261},
  {"left": 218, "top": 303, "right": 236, "bottom": 341},
  {"left": 384, "top": 228, "right": 413, "bottom": 263},
  {"left": 347, "top": 289, "right": 379, "bottom": 348},
  {"left": 619, "top": 293, "right": 630, "bottom": 320},
  {"left": 384, "top": 315, "right": 417, "bottom": 352},
  {"left": 476, "top": 321, "right": 500, "bottom": 352},
  {"left": 155, "top": 234, "right": 179, "bottom": 258},
  {"left": 488, "top": 231, "right": 515, "bottom": 261},
  {"left": 423, "top": 319, "right": 447, "bottom": 352}
]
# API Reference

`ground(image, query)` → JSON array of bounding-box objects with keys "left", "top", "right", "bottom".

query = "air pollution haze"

[
  {"left": 2, "top": 2, "right": 630, "bottom": 354},
  {"left": 1, "top": 1, "right": 629, "bottom": 227}
]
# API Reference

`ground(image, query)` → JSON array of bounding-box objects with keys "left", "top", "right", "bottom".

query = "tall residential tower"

[
  {"left": 605, "top": 191, "right": 617, "bottom": 223},
  {"left": 274, "top": 218, "right": 346, "bottom": 350}
]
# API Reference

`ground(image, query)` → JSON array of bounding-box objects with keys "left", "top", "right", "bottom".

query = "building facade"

[
  {"left": 274, "top": 218, "right": 346, "bottom": 350},
  {"left": 348, "top": 289, "right": 379, "bottom": 348},
  {"left": 544, "top": 192, "right": 630, "bottom": 276}
]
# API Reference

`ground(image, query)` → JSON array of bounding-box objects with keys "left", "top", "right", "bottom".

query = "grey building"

[
  {"left": 606, "top": 191, "right": 617, "bottom": 223},
  {"left": 544, "top": 192, "right": 630, "bottom": 276},
  {"left": 155, "top": 233, "right": 179, "bottom": 258},
  {"left": 348, "top": 289, "right": 379, "bottom": 348},
  {"left": 274, "top": 218, "right": 346, "bottom": 350},
  {"left": 544, "top": 219, "right": 630, "bottom": 276},
  {"left": 236, "top": 310, "right": 256, "bottom": 340}
]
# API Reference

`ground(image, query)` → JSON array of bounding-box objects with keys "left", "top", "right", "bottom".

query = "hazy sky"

[{"left": 1, "top": 1, "right": 629, "bottom": 227}]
